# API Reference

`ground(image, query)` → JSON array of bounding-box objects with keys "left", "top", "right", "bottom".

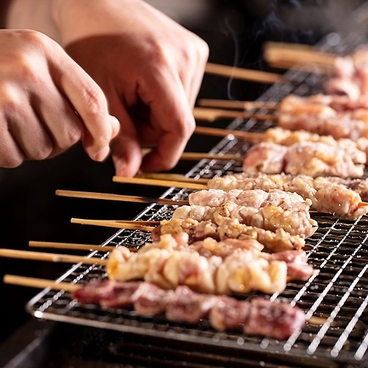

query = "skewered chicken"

[
  {"left": 207, "top": 173, "right": 367, "bottom": 219},
  {"left": 324, "top": 48, "right": 368, "bottom": 101},
  {"left": 188, "top": 187, "right": 310, "bottom": 210},
  {"left": 276, "top": 94, "right": 368, "bottom": 140},
  {"left": 242, "top": 141, "right": 365, "bottom": 178},
  {"left": 173, "top": 198, "right": 317, "bottom": 238},
  {"left": 73, "top": 279, "right": 307, "bottom": 340},
  {"left": 106, "top": 234, "right": 314, "bottom": 295},
  {"left": 152, "top": 217, "right": 305, "bottom": 253},
  {"left": 262, "top": 127, "right": 368, "bottom": 159},
  {"left": 279, "top": 93, "right": 368, "bottom": 111}
]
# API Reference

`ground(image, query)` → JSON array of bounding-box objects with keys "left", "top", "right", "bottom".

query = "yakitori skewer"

[
  {"left": 28, "top": 240, "right": 139, "bottom": 253},
  {"left": 198, "top": 99, "right": 278, "bottom": 110},
  {"left": 192, "top": 126, "right": 368, "bottom": 178},
  {"left": 0, "top": 233, "right": 313, "bottom": 296},
  {"left": 194, "top": 125, "right": 267, "bottom": 141},
  {"left": 193, "top": 107, "right": 275, "bottom": 123},
  {"left": 3, "top": 274, "right": 313, "bottom": 340},
  {"left": 263, "top": 41, "right": 338, "bottom": 71},
  {"left": 29, "top": 241, "right": 139, "bottom": 252},
  {"left": 142, "top": 148, "right": 243, "bottom": 162},
  {"left": 194, "top": 125, "right": 368, "bottom": 158},
  {"left": 263, "top": 41, "right": 368, "bottom": 70},
  {"left": 0, "top": 248, "right": 107, "bottom": 265},
  {"left": 195, "top": 96, "right": 368, "bottom": 141},
  {"left": 112, "top": 174, "right": 368, "bottom": 219},
  {"left": 135, "top": 173, "right": 208, "bottom": 184},
  {"left": 56, "top": 189, "right": 189, "bottom": 206},
  {"left": 29, "top": 240, "right": 116, "bottom": 252},
  {"left": 199, "top": 94, "right": 368, "bottom": 112},
  {"left": 4, "top": 274, "right": 79, "bottom": 292},
  {"left": 204, "top": 62, "right": 285, "bottom": 83},
  {"left": 55, "top": 189, "right": 191, "bottom": 206},
  {"left": 113, "top": 175, "right": 205, "bottom": 190},
  {"left": 70, "top": 218, "right": 157, "bottom": 232},
  {"left": 264, "top": 43, "right": 368, "bottom": 100}
]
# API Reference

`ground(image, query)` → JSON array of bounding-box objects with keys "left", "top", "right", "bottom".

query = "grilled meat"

[
  {"left": 106, "top": 234, "right": 314, "bottom": 295},
  {"left": 173, "top": 199, "right": 317, "bottom": 238},
  {"left": 207, "top": 173, "right": 367, "bottom": 219},
  {"left": 153, "top": 217, "right": 306, "bottom": 253},
  {"left": 242, "top": 141, "right": 365, "bottom": 178},
  {"left": 72, "top": 280, "right": 307, "bottom": 340}
]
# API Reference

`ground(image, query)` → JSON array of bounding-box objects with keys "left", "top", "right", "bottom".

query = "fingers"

[
  {"left": 179, "top": 35, "right": 209, "bottom": 108},
  {"left": 49, "top": 49, "right": 119, "bottom": 161},
  {"left": 108, "top": 95, "right": 143, "bottom": 177},
  {"left": 138, "top": 67, "right": 196, "bottom": 173},
  {"left": 0, "top": 30, "right": 120, "bottom": 168}
]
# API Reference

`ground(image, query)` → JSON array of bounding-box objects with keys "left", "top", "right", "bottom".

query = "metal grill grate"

[{"left": 26, "top": 21, "right": 368, "bottom": 368}]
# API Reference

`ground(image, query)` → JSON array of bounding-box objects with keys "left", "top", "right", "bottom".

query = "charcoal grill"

[{"left": 24, "top": 5, "right": 368, "bottom": 368}]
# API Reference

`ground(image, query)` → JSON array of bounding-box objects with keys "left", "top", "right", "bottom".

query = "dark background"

[{"left": 0, "top": 0, "right": 366, "bottom": 356}]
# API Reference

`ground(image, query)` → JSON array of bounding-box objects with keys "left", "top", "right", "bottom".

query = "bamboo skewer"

[
  {"left": 204, "top": 62, "right": 285, "bottom": 83},
  {"left": 70, "top": 218, "right": 157, "bottom": 232},
  {"left": 0, "top": 248, "right": 107, "bottom": 265},
  {"left": 177, "top": 152, "right": 244, "bottom": 162},
  {"left": 55, "top": 189, "right": 188, "bottom": 206},
  {"left": 263, "top": 41, "right": 338, "bottom": 71},
  {"left": 142, "top": 148, "right": 244, "bottom": 162},
  {"left": 28, "top": 240, "right": 139, "bottom": 253},
  {"left": 135, "top": 173, "right": 208, "bottom": 184},
  {"left": 194, "top": 126, "right": 266, "bottom": 142},
  {"left": 193, "top": 107, "right": 276, "bottom": 123},
  {"left": 4, "top": 274, "right": 80, "bottom": 292},
  {"left": 198, "top": 99, "right": 278, "bottom": 110},
  {"left": 112, "top": 176, "right": 207, "bottom": 190},
  {"left": 29, "top": 240, "right": 116, "bottom": 252}
]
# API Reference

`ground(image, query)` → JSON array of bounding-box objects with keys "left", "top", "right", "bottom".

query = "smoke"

[{"left": 215, "top": 0, "right": 366, "bottom": 100}]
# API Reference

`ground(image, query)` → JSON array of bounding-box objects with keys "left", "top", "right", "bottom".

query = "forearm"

[{"left": 4, "top": 0, "right": 60, "bottom": 41}]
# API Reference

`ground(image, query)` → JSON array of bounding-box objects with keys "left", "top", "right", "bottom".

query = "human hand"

[
  {"left": 0, "top": 29, "right": 119, "bottom": 168},
  {"left": 52, "top": 0, "right": 209, "bottom": 177}
]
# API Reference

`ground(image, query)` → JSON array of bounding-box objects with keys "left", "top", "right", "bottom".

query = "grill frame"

[{"left": 25, "top": 19, "right": 368, "bottom": 368}]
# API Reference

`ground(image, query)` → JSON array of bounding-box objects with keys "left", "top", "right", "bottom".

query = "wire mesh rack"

[{"left": 25, "top": 15, "right": 368, "bottom": 368}]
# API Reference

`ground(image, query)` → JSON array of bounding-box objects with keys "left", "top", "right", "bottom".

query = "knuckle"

[
  {"left": 80, "top": 84, "right": 107, "bottom": 118},
  {"left": 159, "top": 159, "right": 176, "bottom": 171},
  {"left": 175, "top": 116, "right": 196, "bottom": 139},
  {"left": 12, "top": 58, "right": 40, "bottom": 86},
  {"left": 3, "top": 157, "right": 22, "bottom": 168},
  {"left": 31, "top": 147, "right": 53, "bottom": 161},
  {"left": 21, "top": 29, "right": 47, "bottom": 44},
  {"left": 143, "top": 38, "right": 169, "bottom": 66},
  {"left": 199, "top": 41, "right": 210, "bottom": 62},
  {"left": 94, "top": 130, "right": 110, "bottom": 148},
  {"left": 57, "top": 125, "right": 82, "bottom": 151},
  {"left": 0, "top": 85, "right": 20, "bottom": 114},
  {"left": 0, "top": 150, "right": 23, "bottom": 168},
  {"left": 65, "top": 126, "right": 83, "bottom": 147}
]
